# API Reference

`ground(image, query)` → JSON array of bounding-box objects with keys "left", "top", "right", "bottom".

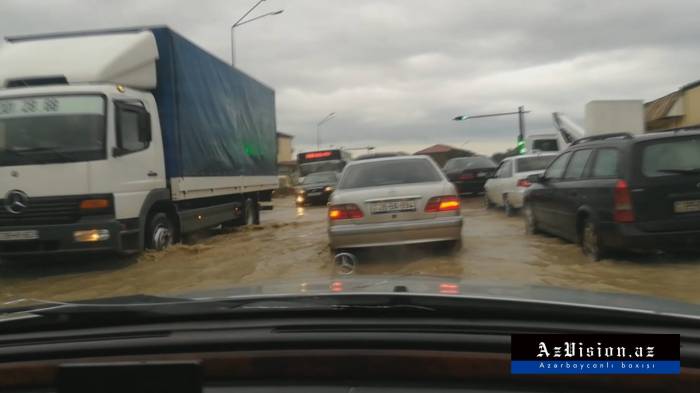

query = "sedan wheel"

[
  {"left": 503, "top": 195, "right": 515, "bottom": 217},
  {"left": 484, "top": 194, "right": 495, "bottom": 209},
  {"left": 523, "top": 204, "right": 539, "bottom": 235}
]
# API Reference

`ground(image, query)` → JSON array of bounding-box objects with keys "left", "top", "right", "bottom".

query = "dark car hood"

[
  {"left": 177, "top": 275, "right": 700, "bottom": 318},
  {"left": 5, "top": 276, "right": 699, "bottom": 320}
]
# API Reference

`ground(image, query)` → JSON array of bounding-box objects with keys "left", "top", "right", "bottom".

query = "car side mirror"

[{"left": 526, "top": 174, "right": 543, "bottom": 183}]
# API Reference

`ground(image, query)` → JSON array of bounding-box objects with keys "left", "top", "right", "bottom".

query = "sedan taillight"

[
  {"left": 328, "top": 204, "right": 364, "bottom": 220},
  {"left": 425, "top": 196, "right": 461, "bottom": 212},
  {"left": 516, "top": 178, "right": 532, "bottom": 188}
]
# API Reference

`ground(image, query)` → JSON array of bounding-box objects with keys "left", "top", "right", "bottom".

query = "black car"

[
  {"left": 442, "top": 156, "right": 497, "bottom": 195},
  {"left": 523, "top": 131, "right": 700, "bottom": 260},
  {"left": 296, "top": 171, "right": 339, "bottom": 206}
]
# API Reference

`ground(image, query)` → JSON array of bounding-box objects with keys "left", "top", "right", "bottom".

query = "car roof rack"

[{"left": 570, "top": 132, "right": 634, "bottom": 146}]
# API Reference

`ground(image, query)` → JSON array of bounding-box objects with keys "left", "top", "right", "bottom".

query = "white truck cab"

[{"left": 0, "top": 27, "right": 277, "bottom": 257}]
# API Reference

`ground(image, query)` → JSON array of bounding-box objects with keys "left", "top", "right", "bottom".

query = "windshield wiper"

[{"left": 657, "top": 168, "right": 700, "bottom": 175}]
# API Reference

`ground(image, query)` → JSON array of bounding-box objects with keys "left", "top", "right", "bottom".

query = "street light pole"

[
  {"left": 231, "top": 0, "right": 283, "bottom": 66},
  {"left": 316, "top": 112, "right": 336, "bottom": 150},
  {"left": 453, "top": 106, "right": 531, "bottom": 153}
]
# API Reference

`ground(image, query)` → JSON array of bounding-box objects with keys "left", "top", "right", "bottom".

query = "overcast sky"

[{"left": 3, "top": 0, "right": 700, "bottom": 155}]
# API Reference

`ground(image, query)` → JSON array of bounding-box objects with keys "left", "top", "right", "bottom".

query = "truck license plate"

[
  {"left": 370, "top": 200, "right": 416, "bottom": 214},
  {"left": 0, "top": 230, "right": 39, "bottom": 241},
  {"left": 674, "top": 199, "right": 700, "bottom": 213}
]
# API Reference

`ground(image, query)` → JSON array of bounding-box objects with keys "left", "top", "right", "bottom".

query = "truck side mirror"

[{"left": 138, "top": 111, "right": 152, "bottom": 143}]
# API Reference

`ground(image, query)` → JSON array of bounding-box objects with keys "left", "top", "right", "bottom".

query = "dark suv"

[{"left": 523, "top": 131, "right": 700, "bottom": 260}]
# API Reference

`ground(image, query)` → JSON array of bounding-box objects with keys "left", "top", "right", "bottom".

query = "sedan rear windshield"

[
  {"left": 641, "top": 137, "right": 700, "bottom": 177},
  {"left": 339, "top": 159, "right": 442, "bottom": 189},
  {"left": 444, "top": 156, "right": 496, "bottom": 171},
  {"left": 516, "top": 156, "right": 555, "bottom": 172}
]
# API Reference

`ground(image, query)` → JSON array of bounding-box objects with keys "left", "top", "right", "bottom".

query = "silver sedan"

[{"left": 327, "top": 156, "right": 463, "bottom": 251}]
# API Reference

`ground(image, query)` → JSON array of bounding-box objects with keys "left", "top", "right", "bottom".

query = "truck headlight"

[{"left": 74, "top": 229, "right": 110, "bottom": 242}]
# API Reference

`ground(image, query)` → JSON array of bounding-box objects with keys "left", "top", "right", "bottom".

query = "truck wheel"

[
  {"left": 146, "top": 212, "right": 175, "bottom": 251},
  {"left": 581, "top": 218, "right": 607, "bottom": 261},
  {"left": 242, "top": 198, "right": 260, "bottom": 226},
  {"left": 503, "top": 195, "right": 515, "bottom": 217}
]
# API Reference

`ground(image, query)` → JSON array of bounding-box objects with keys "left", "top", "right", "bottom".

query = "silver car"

[{"left": 327, "top": 156, "right": 463, "bottom": 251}]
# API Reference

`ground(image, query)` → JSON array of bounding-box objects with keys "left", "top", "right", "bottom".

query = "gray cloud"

[{"left": 2, "top": 0, "right": 700, "bottom": 154}]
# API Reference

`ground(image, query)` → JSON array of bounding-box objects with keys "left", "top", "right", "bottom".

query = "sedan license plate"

[
  {"left": 476, "top": 172, "right": 487, "bottom": 178},
  {"left": 370, "top": 199, "right": 416, "bottom": 214},
  {"left": 674, "top": 199, "right": 700, "bottom": 213},
  {"left": 308, "top": 192, "right": 322, "bottom": 197},
  {"left": 0, "top": 230, "right": 39, "bottom": 241}
]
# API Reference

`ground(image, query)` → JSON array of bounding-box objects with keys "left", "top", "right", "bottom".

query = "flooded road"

[{"left": 1, "top": 196, "right": 699, "bottom": 305}]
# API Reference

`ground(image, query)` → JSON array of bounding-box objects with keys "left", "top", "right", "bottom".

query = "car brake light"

[
  {"left": 439, "top": 283, "right": 460, "bottom": 294},
  {"left": 425, "top": 196, "right": 461, "bottom": 212},
  {"left": 328, "top": 204, "right": 364, "bottom": 220},
  {"left": 459, "top": 172, "right": 475, "bottom": 180},
  {"left": 330, "top": 281, "right": 343, "bottom": 292},
  {"left": 614, "top": 179, "right": 635, "bottom": 223},
  {"left": 516, "top": 179, "right": 531, "bottom": 188}
]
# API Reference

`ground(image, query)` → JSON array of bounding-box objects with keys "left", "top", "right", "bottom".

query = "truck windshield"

[
  {"left": 531, "top": 139, "right": 559, "bottom": 152},
  {"left": 0, "top": 95, "right": 106, "bottom": 166}
]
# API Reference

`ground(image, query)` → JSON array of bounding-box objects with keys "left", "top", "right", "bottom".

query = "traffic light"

[{"left": 517, "top": 135, "right": 527, "bottom": 155}]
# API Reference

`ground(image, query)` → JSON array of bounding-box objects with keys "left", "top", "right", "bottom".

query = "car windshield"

[
  {"left": 301, "top": 171, "right": 337, "bottom": 184},
  {"left": 516, "top": 156, "right": 555, "bottom": 172},
  {"left": 2, "top": 1, "right": 700, "bottom": 342},
  {"left": 0, "top": 95, "right": 106, "bottom": 166},
  {"left": 338, "top": 159, "right": 442, "bottom": 189},
  {"left": 641, "top": 136, "right": 700, "bottom": 177},
  {"left": 444, "top": 157, "right": 496, "bottom": 171}
]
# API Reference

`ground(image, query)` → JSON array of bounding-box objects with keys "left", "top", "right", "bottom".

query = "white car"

[
  {"left": 327, "top": 156, "right": 463, "bottom": 251},
  {"left": 484, "top": 153, "right": 557, "bottom": 216}
]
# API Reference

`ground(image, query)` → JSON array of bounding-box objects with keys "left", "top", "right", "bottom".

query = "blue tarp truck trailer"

[{"left": 0, "top": 26, "right": 278, "bottom": 256}]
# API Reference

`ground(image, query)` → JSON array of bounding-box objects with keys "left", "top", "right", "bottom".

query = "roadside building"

[
  {"left": 414, "top": 144, "right": 473, "bottom": 167},
  {"left": 645, "top": 80, "right": 700, "bottom": 131},
  {"left": 276, "top": 131, "right": 297, "bottom": 187}
]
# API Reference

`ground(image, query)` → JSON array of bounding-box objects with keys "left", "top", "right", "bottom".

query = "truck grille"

[{"left": 0, "top": 196, "right": 82, "bottom": 226}]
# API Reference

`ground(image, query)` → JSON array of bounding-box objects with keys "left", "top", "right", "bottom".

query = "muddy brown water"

[{"left": 1, "top": 196, "right": 699, "bottom": 305}]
